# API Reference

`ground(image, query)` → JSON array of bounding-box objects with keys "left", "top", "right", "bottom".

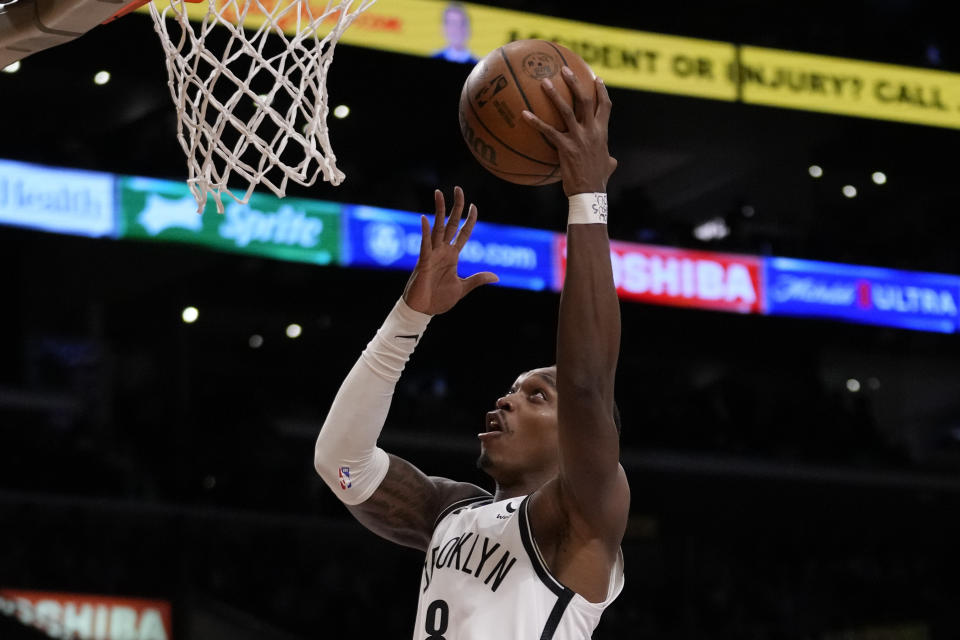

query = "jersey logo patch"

[{"left": 338, "top": 466, "right": 352, "bottom": 490}]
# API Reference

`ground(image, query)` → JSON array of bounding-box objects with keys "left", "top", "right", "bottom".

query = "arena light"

[
  {"left": 249, "top": 334, "right": 264, "bottom": 349},
  {"left": 181, "top": 306, "right": 199, "bottom": 323},
  {"left": 692, "top": 217, "right": 730, "bottom": 241},
  {"left": 93, "top": 70, "right": 111, "bottom": 85},
  {"left": 286, "top": 323, "right": 302, "bottom": 338},
  {"left": 842, "top": 185, "right": 857, "bottom": 198},
  {"left": 333, "top": 104, "right": 350, "bottom": 119},
  {"left": 846, "top": 378, "right": 861, "bottom": 392},
  {"left": 872, "top": 171, "right": 887, "bottom": 185},
  {"left": 808, "top": 165, "right": 823, "bottom": 178},
  {"left": 2, "top": 61, "right": 20, "bottom": 73}
]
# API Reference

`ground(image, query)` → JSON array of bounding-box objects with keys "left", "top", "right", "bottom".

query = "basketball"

[{"left": 458, "top": 39, "right": 596, "bottom": 186}]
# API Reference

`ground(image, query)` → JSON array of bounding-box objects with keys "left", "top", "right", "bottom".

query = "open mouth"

[{"left": 479, "top": 411, "right": 505, "bottom": 439}]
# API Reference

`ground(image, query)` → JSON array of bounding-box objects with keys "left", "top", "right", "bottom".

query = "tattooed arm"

[{"left": 348, "top": 455, "right": 488, "bottom": 551}]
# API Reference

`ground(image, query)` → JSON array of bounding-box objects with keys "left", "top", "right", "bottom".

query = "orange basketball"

[{"left": 458, "top": 39, "right": 596, "bottom": 186}]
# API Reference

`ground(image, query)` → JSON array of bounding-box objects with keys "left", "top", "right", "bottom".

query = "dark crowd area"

[{"left": 1, "top": 229, "right": 959, "bottom": 638}]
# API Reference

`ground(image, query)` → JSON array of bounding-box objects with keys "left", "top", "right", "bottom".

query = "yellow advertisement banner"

[
  {"left": 737, "top": 46, "right": 960, "bottom": 130},
  {"left": 143, "top": 0, "right": 737, "bottom": 101},
  {"left": 142, "top": 1, "right": 960, "bottom": 129},
  {"left": 481, "top": 11, "right": 737, "bottom": 102}
]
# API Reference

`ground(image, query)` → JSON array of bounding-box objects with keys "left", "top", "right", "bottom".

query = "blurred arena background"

[{"left": 1, "top": 0, "right": 959, "bottom": 638}]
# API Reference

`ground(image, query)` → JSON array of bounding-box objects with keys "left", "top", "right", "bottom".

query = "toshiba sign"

[
  {"left": 0, "top": 589, "right": 172, "bottom": 640},
  {"left": 555, "top": 239, "right": 764, "bottom": 314}
]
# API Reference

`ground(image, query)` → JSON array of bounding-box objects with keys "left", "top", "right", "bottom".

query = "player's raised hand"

[
  {"left": 522, "top": 68, "right": 617, "bottom": 197},
  {"left": 402, "top": 186, "right": 499, "bottom": 315}
]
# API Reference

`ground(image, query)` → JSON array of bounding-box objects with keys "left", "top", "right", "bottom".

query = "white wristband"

[{"left": 568, "top": 192, "right": 608, "bottom": 225}]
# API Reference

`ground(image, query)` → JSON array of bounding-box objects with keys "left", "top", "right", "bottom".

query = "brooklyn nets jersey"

[{"left": 413, "top": 495, "right": 624, "bottom": 640}]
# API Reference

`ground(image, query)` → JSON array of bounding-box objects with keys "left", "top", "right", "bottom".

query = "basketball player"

[{"left": 315, "top": 68, "right": 626, "bottom": 638}]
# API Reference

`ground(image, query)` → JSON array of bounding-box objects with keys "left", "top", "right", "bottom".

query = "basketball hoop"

[{"left": 148, "top": 0, "right": 376, "bottom": 213}]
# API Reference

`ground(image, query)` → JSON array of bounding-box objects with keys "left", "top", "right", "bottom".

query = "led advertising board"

[
  {"left": 138, "top": 1, "right": 960, "bottom": 130},
  {"left": 738, "top": 46, "right": 960, "bottom": 131},
  {"left": 0, "top": 159, "right": 115, "bottom": 238},
  {"left": 555, "top": 238, "right": 765, "bottom": 314},
  {"left": 117, "top": 176, "right": 342, "bottom": 265},
  {"left": 343, "top": 205, "right": 555, "bottom": 291},
  {"left": 3, "top": 157, "right": 959, "bottom": 333},
  {"left": 0, "top": 589, "right": 172, "bottom": 640},
  {"left": 765, "top": 257, "right": 960, "bottom": 333}
]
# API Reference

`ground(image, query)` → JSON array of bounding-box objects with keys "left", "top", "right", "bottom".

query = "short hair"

[{"left": 443, "top": 2, "right": 469, "bottom": 21}]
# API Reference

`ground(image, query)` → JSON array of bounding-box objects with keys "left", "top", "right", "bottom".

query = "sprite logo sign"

[{"left": 118, "top": 176, "right": 341, "bottom": 265}]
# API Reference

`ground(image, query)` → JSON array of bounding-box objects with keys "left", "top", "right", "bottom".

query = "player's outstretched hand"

[
  {"left": 403, "top": 186, "right": 499, "bottom": 315},
  {"left": 522, "top": 68, "right": 617, "bottom": 198}
]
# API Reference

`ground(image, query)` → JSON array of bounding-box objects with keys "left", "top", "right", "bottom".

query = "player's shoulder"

[
  {"left": 429, "top": 478, "right": 492, "bottom": 529},
  {"left": 532, "top": 466, "right": 630, "bottom": 547}
]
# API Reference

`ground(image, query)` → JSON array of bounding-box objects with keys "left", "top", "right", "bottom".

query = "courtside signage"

[
  {"left": 2, "top": 157, "right": 958, "bottom": 333},
  {"left": 0, "top": 589, "right": 172, "bottom": 640},
  {"left": 555, "top": 238, "right": 764, "bottom": 314},
  {"left": 117, "top": 177, "right": 341, "bottom": 265},
  {"left": 344, "top": 205, "right": 554, "bottom": 291},
  {"left": 0, "top": 159, "right": 115, "bottom": 237},
  {"left": 765, "top": 257, "right": 960, "bottom": 333}
]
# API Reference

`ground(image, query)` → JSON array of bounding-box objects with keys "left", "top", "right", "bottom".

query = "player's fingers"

[
  {"left": 432, "top": 189, "right": 446, "bottom": 246},
  {"left": 454, "top": 203, "right": 479, "bottom": 251},
  {"left": 595, "top": 77, "right": 612, "bottom": 126},
  {"left": 445, "top": 186, "right": 465, "bottom": 244},
  {"left": 521, "top": 109, "right": 561, "bottom": 144},
  {"left": 539, "top": 77, "right": 578, "bottom": 131},
  {"left": 418, "top": 215, "right": 432, "bottom": 261},
  {"left": 462, "top": 271, "right": 499, "bottom": 295},
  {"left": 561, "top": 66, "right": 593, "bottom": 123}
]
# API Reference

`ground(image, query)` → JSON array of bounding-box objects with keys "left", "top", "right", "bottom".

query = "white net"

[{"left": 149, "top": 0, "right": 376, "bottom": 213}]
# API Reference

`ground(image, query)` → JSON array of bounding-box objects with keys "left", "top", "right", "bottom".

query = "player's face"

[{"left": 477, "top": 366, "right": 559, "bottom": 480}]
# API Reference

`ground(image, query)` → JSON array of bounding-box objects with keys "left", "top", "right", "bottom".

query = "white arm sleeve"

[{"left": 314, "top": 297, "right": 432, "bottom": 505}]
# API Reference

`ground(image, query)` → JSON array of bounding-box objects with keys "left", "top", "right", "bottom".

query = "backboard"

[{"left": 0, "top": 0, "right": 154, "bottom": 69}]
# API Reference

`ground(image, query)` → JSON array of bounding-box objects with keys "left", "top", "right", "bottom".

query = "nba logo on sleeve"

[{"left": 338, "top": 466, "right": 352, "bottom": 490}]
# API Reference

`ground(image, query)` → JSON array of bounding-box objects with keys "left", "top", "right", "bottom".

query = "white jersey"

[{"left": 413, "top": 495, "right": 624, "bottom": 640}]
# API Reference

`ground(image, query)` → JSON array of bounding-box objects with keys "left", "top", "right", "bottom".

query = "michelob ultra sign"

[
  {"left": 764, "top": 257, "right": 960, "bottom": 334},
  {"left": 0, "top": 589, "right": 172, "bottom": 640}
]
